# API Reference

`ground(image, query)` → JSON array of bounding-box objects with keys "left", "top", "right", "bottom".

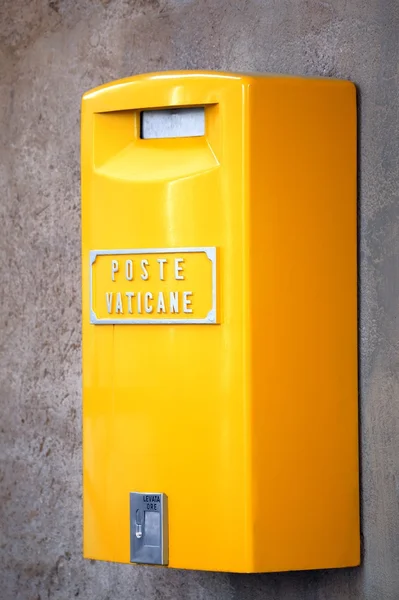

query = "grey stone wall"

[{"left": 0, "top": 1, "right": 398, "bottom": 598}]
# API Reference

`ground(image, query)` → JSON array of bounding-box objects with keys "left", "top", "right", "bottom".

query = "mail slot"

[{"left": 81, "top": 71, "right": 359, "bottom": 572}]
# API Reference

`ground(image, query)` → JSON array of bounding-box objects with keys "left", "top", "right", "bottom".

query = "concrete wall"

[{"left": 0, "top": 1, "right": 398, "bottom": 598}]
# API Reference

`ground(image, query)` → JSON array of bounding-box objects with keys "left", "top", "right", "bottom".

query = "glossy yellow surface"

[{"left": 82, "top": 71, "right": 359, "bottom": 572}]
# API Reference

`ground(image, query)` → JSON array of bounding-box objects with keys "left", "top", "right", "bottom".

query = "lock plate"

[{"left": 130, "top": 492, "right": 168, "bottom": 565}]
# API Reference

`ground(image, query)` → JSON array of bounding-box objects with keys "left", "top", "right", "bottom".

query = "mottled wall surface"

[{"left": 0, "top": 1, "right": 398, "bottom": 599}]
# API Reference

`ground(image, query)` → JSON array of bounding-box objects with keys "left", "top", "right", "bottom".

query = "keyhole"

[{"left": 135, "top": 509, "right": 143, "bottom": 539}]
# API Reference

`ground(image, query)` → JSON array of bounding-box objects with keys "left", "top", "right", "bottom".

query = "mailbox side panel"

[{"left": 248, "top": 77, "right": 359, "bottom": 571}]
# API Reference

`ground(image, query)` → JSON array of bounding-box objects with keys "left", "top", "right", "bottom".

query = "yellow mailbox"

[{"left": 81, "top": 71, "right": 359, "bottom": 572}]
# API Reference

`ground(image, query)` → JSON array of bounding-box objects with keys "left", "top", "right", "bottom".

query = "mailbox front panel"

[{"left": 82, "top": 73, "right": 252, "bottom": 572}]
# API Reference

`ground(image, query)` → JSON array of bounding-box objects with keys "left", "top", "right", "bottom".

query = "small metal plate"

[
  {"left": 130, "top": 492, "right": 168, "bottom": 565},
  {"left": 90, "top": 247, "right": 217, "bottom": 325}
]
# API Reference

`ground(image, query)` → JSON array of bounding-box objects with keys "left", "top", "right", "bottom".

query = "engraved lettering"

[
  {"left": 105, "top": 292, "right": 113, "bottom": 313},
  {"left": 137, "top": 292, "right": 142, "bottom": 314},
  {"left": 125, "top": 291, "right": 134, "bottom": 313},
  {"left": 143, "top": 495, "right": 161, "bottom": 504},
  {"left": 144, "top": 292, "right": 153, "bottom": 313},
  {"left": 115, "top": 292, "right": 123, "bottom": 314},
  {"left": 157, "top": 258, "right": 167, "bottom": 280},
  {"left": 174, "top": 258, "right": 184, "bottom": 280},
  {"left": 125, "top": 259, "right": 133, "bottom": 281},
  {"left": 141, "top": 259, "right": 149, "bottom": 280},
  {"left": 157, "top": 291, "right": 166, "bottom": 313},
  {"left": 169, "top": 291, "right": 178, "bottom": 313},
  {"left": 111, "top": 259, "right": 119, "bottom": 282},
  {"left": 183, "top": 291, "right": 193, "bottom": 314}
]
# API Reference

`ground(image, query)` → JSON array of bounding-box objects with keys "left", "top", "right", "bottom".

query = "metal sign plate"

[{"left": 90, "top": 247, "right": 217, "bottom": 325}]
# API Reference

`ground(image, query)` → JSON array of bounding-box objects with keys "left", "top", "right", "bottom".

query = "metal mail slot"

[{"left": 141, "top": 107, "right": 205, "bottom": 139}]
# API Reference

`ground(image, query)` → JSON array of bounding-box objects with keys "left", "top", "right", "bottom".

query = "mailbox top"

[{"left": 82, "top": 70, "right": 355, "bottom": 114}]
